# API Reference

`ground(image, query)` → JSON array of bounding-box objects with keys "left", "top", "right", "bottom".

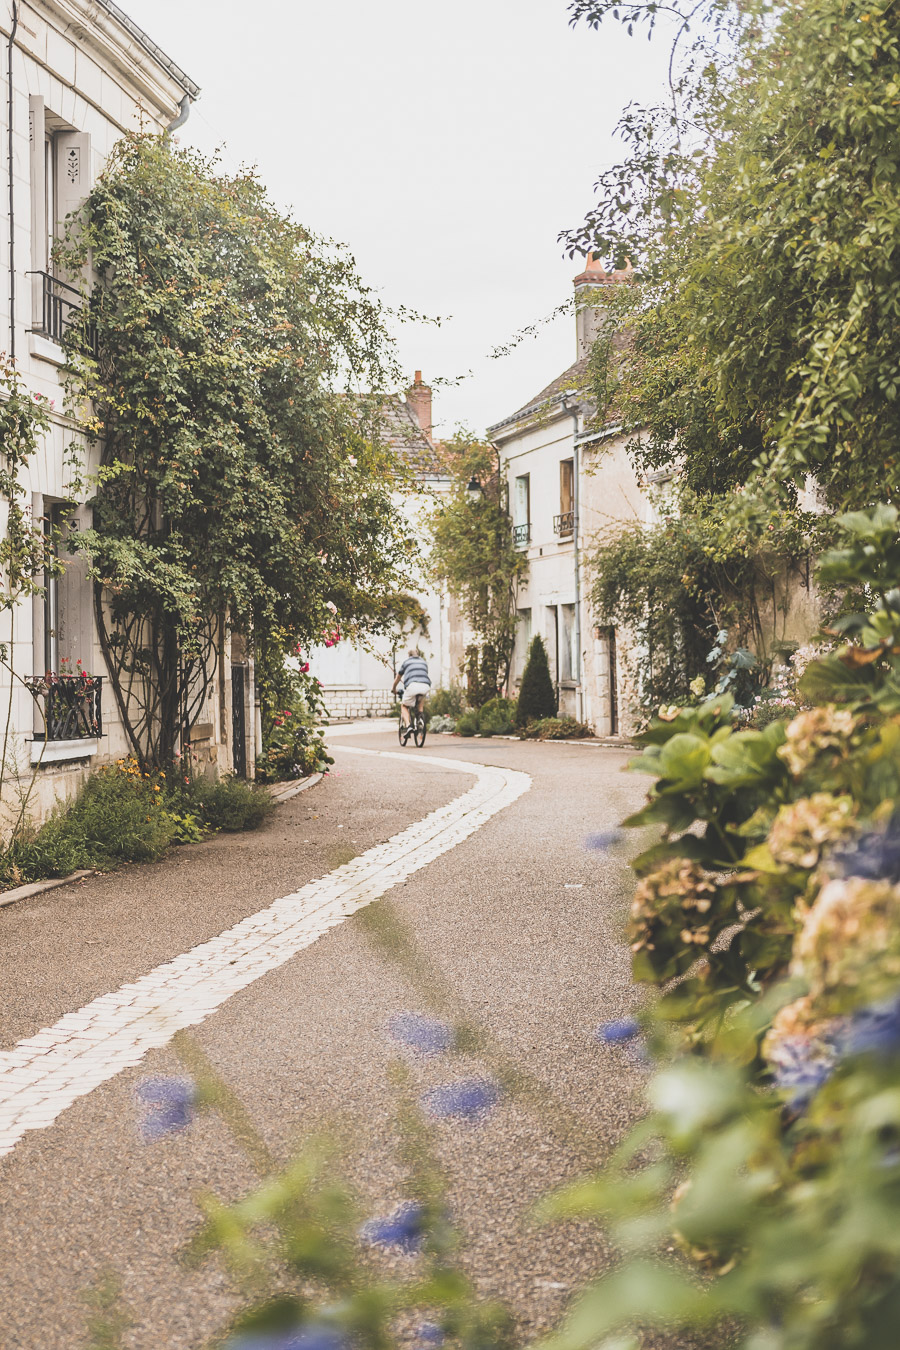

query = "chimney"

[
  {"left": 406, "top": 370, "right": 433, "bottom": 443},
  {"left": 573, "top": 253, "right": 634, "bottom": 359}
]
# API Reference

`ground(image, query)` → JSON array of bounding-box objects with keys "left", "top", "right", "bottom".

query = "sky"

[{"left": 122, "top": 0, "right": 671, "bottom": 438}]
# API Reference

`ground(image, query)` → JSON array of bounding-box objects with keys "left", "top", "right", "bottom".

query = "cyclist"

[{"left": 392, "top": 648, "right": 431, "bottom": 741}]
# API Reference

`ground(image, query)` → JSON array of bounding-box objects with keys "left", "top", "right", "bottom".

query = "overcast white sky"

[{"left": 123, "top": 0, "right": 670, "bottom": 437}]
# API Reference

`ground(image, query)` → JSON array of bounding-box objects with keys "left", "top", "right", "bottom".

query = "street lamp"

[{"left": 465, "top": 475, "right": 482, "bottom": 502}]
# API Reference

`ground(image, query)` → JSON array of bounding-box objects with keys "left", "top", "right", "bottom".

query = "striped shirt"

[{"left": 398, "top": 657, "right": 431, "bottom": 688}]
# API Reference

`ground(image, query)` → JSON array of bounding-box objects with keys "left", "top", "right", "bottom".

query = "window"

[
  {"left": 42, "top": 504, "right": 61, "bottom": 674},
  {"left": 560, "top": 603, "right": 576, "bottom": 682},
  {"left": 513, "top": 474, "right": 530, "bottom": 547},
  {"left": 515, "top": 607, "right": 532, "bottom": 679},
  {"left": 555, "top": 459, "right": 574, "bottom": 537},
  {"left": 29, "top": 96, "right": 92, "bottom": 343}
]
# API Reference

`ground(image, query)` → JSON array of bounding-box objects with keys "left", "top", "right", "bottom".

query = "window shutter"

[
  {"left": 560, "top": 459, "right": 574, "bottom": 516},
  {"left": 29, "top": 97, "right": 45, "bottom": 321},
  {"left": 54, "top": 132, "right": 91, "bottom": 285}
]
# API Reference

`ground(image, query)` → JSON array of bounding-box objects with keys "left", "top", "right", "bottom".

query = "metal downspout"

[
  {"left": 562, "top": 397, "right": 583, "bottom": 722},
  {"left": 165, "top": 94, "right": 192, "bottom": 135},
  {"left": 7, "top": 0, "right": 18, "bottom": 360}
]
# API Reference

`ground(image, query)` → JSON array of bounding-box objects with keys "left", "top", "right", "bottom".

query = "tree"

[
  {"left": 58, "top": 135, "right": 410, "bottom": 766},
  {"left": 516, "top": 636, "right": 556, "bottom": 725},
  {"left": 429, "top": 435, "right": 528, "bottom": 702},
  {"left": 568, "top": 0, "right": 900, "bottom": 508}
]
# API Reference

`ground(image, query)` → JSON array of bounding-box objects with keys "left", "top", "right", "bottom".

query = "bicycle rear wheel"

[{"left": 413, "top": 713, "right": 427, "bottom": 748}]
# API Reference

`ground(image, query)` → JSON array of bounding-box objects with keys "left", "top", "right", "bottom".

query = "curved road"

[{"left": 0, "top": 728, "right": 647, "bottom": 1349}]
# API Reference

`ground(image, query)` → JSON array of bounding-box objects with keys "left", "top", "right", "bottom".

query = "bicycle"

[{"left": 398, "top": 698, "right": 427, "bottom": 748}]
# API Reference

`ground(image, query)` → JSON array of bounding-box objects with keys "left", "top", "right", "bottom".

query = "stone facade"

[{"left": 0, "top": 2, "right": 229, "bottom": 830}]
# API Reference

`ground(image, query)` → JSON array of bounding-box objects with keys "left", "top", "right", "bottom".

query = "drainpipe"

[
  {"left": 165, "top": 93, "right": 192, "bottom": 135},
  {"left": 7, "top": 0, "right": 18, "bottom": 360},
  {"left": 562, "top": 397, "right": 583, "bottom": 722}
]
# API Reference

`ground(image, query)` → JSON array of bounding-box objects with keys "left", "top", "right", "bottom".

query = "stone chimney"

[
  {"left": 406, "top": 370, "right": 433, "bottom": 443},
  {"left": 574, "top": 253, "right": 634, "bottom": 359}
]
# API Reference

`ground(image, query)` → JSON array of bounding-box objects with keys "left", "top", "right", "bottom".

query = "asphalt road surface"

[{"left": 0, "top": 727, "right": 652, "bottom": 1350}]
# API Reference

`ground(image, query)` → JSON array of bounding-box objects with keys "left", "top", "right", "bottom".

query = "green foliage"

[
  {"left": 519, "top": 717, "right": 592, "bottom": 741},
  {"left": 0, "top": 756, "right": 276, "bottom": 888},
  {"left": 427, "top": 714, "right": 457, "bottom": 733},
  {"left": 427, "top": 685, "right": 468, "bottom": 718},
  {"left": 186, "top": 774, "right": 275, "bottom": 833},
  {"left": 539, "top": 506, "right": 900, "bottom": 1347},
  {"left": 256, "top": 635, "right": 333, "bottom": 783},
  {"left": 430, "top": 435, "right": 528, "bottom": 699},
  {"left": 170, "top": 1030, "right": 515, "bottom": 1350},
  {"left": 58, "top": 134, "right": 409, "bottom": 767},
  {"left": 476, "top": 696, "right": 517, "bottom": 737},
  {"left": 516, "top": 637, "right": 557, "bottom": 725},
  {"left": 590, "top": 481, "right": 829, "bottom": 711},
  {"left": 6, "top": 759, "right": 176, "bottom": 881},
  {"left": 455, "top": 712, "right": 479, "bottom": 737},
  {"left": 571, "top": 0, "right": 900, "bottom": 508}
]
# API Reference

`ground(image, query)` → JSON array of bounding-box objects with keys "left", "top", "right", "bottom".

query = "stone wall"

[{"left": 322, "top": 686, "right": 394, "bottom": 721}]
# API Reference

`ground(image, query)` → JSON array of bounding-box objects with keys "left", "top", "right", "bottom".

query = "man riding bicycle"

[{"left": 392, "top": 648, "right": 431, "bottom": 741}]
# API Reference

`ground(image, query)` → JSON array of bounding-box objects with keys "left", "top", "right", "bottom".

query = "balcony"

[
  {"left": 513, "top": 524, "right": 531, "bottom": 548},
  {"left": 28, "top": 271, "right": 98, "bottom": 356},
  {"left": 554, "top": 511, "right": 575, "bottom": 538},
  {"left": 25, "top": 674, "right": 103, "bottom": 741}
]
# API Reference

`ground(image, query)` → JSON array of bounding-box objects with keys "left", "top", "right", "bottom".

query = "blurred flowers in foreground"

[{"left": 135, "top": 1076, "right": 195, "bottom": 1140}]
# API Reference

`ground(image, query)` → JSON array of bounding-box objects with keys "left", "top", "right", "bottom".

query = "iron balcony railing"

[
  {"left": 513, "top": 523, "right": 531, "bottom": 548},
  {"left": 28, "top": 271, "right": 98, "bottom": 355},
  {"left": 25, "top": 674, "right": 103, "bottom": 741},
  {"left": 554, "top": 511, "right": 575, "bottom": 537}
]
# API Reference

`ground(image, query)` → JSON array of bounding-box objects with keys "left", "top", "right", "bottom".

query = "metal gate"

[{"left": 231, "top": 664, "right": 247, "bottom": 777}]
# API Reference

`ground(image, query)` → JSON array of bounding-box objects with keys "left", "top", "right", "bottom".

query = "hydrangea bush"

[{"left": 538, "top": 506, "right": 900, "bottom": 1350}]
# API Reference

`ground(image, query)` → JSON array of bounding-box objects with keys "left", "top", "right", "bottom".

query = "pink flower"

[{"left": 300, "top": 662, "right": 310, "bottom": 673}]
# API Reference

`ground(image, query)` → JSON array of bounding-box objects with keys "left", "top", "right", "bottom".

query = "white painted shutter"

[
  {"left": 28, "top": 96, "right": 46, "bottom": 322},
  {"left": 54, "top": 131, "right": 91, "bottom": 286}
]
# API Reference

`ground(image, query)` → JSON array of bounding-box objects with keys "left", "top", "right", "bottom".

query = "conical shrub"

[{"left": 516, "top": 635, "right": 556, "bottom": 725}]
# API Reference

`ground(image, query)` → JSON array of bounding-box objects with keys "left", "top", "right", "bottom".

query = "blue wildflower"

[
  {"left": 360, "top": 1201, "right": 425, "bottom": 1254},
  {"left": 584, "top": 830, "right": 624, "bottom": 852},
  {"left": 388, "top": 1012, "right": 454, "bottom": 1056},
  {"left": 840, "top": 994, "right": 900, "bottom": 1058},
  {"left": 596, "top": 1017, "right": 641, "bottom": 1044},
  {"left": 136, "top": 1075, "right": 195, "bottom": 1141},
  {"left": 422, "top": 1077, "right": 500, "bottom": 1121},
  {"left": 415, "top": 1324, "right": 444, "bottom": 1346}
]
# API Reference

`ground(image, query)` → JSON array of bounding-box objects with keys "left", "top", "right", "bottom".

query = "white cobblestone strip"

[{"left": 0, "top": 750, "right": 530, "bottom": 1160}]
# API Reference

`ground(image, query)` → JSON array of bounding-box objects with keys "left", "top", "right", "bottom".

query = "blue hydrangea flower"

[
  {"left": 584, "top": 830, "right": 624, "bottom": 852},
  {"left": 770, "top": 1039, "right": 836, "bottom": 1111},
  {"left": 834, "top": 824, "right": 900, "bottom": 883},
  {"left": 360, "top": 1201, "right": 425, "bottom": 1253},
  {"left": 388, "top": 1012, "right": 454, "bottom": 1056},
  {"left": 136, "top": 1076, "right": 196, "bottom": 1140},
  {"left": 227, "top": 1326, "right": 348, "bottom": 1350},
  {"left": 840, "top": 994, "right": 900, "bottom": 1058},
  {"left": 596, "top": 1017, "right": 641, "bottom": 1044},
  {"left": 422, "top": 1077, "right": 500, "bottom": 1121}
]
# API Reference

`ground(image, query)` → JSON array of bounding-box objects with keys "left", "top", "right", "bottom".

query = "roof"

[
  {"left": 487, "top": 356, "right": 591, "bottom": 437},
  {"left": 375, "top": 396, "right": 448, "bottom": 479},
  {"left": 95, "top": 0, "right": 201, "bottom": 98}
]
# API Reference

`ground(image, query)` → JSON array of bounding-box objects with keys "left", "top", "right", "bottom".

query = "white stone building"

[
  {"left": 308, "top": 373, "right": 456, "bottom": 719},
  {"left": 0, "top": 1, "right": 239, "bottom": 826},
  {"left": 486, "top": 257, "right": 651, "bottom": 737}
]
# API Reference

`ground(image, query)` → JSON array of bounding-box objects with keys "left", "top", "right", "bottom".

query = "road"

[{"left": 0, "top": 727, "right": 649, "bottom": 1349}]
